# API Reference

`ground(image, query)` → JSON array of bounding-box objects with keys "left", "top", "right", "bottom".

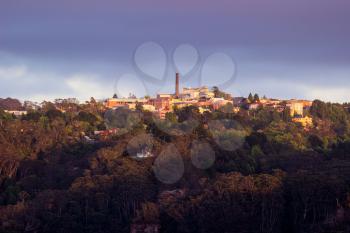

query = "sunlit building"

[
  {"left": 181, "top": 86, "right": 214, "bottom": 100},
  {"left": 287, "top": 101, "right": 304, "bottom": 117},
  {"left": 142, "top": 104, "right": 156, "bottom": 112},
  {"left": 105, "top": 98, "right": 147, "bottom": 109},
  {"left": 292, "top": 115, "right": 313, "bottom": 128},
  {"left": 210, "top": 98, "right": 233, "bottom": 110},
  {"left": 4, "top": 110, "right": 27, "bottom": 116}
]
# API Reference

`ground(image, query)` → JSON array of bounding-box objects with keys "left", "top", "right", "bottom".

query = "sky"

[{"left": 0, "top": 0, "right": 350, "bottom": 103}]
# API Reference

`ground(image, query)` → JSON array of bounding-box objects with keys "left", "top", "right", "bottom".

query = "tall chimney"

[{"left": 175, "top": 72, "right": 180, "bottom": 98}]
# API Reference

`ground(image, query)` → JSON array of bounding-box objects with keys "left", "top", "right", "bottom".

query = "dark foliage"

[{"left": 1, "top": 100, "right": 350, "bottom": 233}]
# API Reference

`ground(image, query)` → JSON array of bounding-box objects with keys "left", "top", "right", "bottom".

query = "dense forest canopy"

[{"left": 1, "top": 98, "right": 350, "bottom": 233}]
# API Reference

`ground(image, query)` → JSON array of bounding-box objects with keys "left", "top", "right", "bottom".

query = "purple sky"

[{"left": 0, "top": 0, "right": 350, "bottom": 102}]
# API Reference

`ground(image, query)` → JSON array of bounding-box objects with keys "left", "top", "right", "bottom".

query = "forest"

[{"left": 1, "top": 98, "right": 350, "bottom": 233}]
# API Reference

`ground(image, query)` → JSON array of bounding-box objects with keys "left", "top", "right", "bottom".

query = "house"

[
  {"left": 131, "top": 148, "right": 154, "bottom": 160},
  {"left": 153, "top": 97, "right": 171, "bottom": 110},
  {"left": 210, "top": 98, "right": 233, "bottom": 110},
  {"left": 105, "top": 98, "right": 147, "bottom": 109},
  {"left": 154, "top": 108, "right": 171, "bottom": 119},
  {"left": 172, "top": 100, "right": 197, "bottom": 109},
  {"left": 142, "top": 104, "right": 156, "bottom": 112},
  {"left": 248, "top": 103, "right": 260, "bottom": 110},
  {"left": 180, "top": 86, "right": 214, "bottom": 100},
  {"left": 157, "top": 93, "right": 172, "bottom": 99},
  {"left": 198, "top": 106, "right": 210, "bottom": 114},
  {"left": 4, "top": 110, "right": 27, "bottom": 116},
  {"left": 232, "top": 97, "right": 245, "bottom": 106},
  {"left": 287, "top": 101, "right": 304, "bottom": 117},
  {"left": 94, "top": 129, "right": 118, "bottom": 137},
  {"left": 292, "top": 116, "right": 313, "bottom": 128}
]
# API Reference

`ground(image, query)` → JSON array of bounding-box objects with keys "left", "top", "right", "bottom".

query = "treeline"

[
  {"left": 1, "top": 99, "right": 350, "bottom": 232},
  {"left": 0, "top": 98, "right": 23, "bottom": 111}
]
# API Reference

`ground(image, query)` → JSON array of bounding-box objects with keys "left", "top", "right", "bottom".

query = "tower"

[{"left": 175, "top": 72, "right": 180, "bottom": 98}]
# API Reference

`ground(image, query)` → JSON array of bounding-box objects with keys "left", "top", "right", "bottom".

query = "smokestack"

[{"left": 175, "top": 72, "right": 180, "bottom": 98}]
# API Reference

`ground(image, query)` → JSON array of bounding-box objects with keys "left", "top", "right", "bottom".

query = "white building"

[
  {"left": 4, "top": 110, "right": 27, "bottom": 116},
  {"left": 287, "top": 101, "right": 304, "bottom": 117},
  {"left": 181, "top": 86, "right": 214, "bottom": 100}
]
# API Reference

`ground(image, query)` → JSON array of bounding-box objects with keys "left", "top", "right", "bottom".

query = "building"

[
  {"left": 153, "top": 97, "right": 171, "bottom": 110},
  {"left": 287, "top": 101, "right": 304, "bottom": 117},
  {"left": 105, "top": 98, "right": 147, "bottom": 109},
  {"left": 292, "top": 116, "right": 313, "bottom": 128},
  {"left": 55, "top": 98, "right": 79, "bottom": 105},
  {"left": 286, "top": 99, "right": 312, "bottom": 117},
  {"left": 172, "top": 100, "right": 197, "bottom": 109},
  {"left": 210, "top": 98, "right": 233, "bottom": 110},
  {"left": 248, "top": 103, "right": 261, "bottom": 110},
  {"left": 154, "top": 108, "right": 171, "bottom": 119},
  {"left": 300, "top": 100, "right": 313, "bottom": 108},
  {"left": 4, "top": 110, "right": 27, "bottom": 116},
  {"left": 132, "top": 148, "right": 154, "bottom": 159},
  {"left": 142, "top": 104, "right": 156, "bottom": 112},
  {"left": 260, "top": 98, "right": 281, "bottom": 108},
  {"left": 198, "top": 106, "right": 210, "bottom": 114},
  {"left": 181, "top": 86, "right": 214, "bottom": 100},
  {"left": 157, "top": 94, "right": 172, "bottom": 99},
  {"left": 104, "top": 73, "right": 237, "bottom": 118},
  {"left": 233, "top": 97, "right": 245, "bottom": 106}
]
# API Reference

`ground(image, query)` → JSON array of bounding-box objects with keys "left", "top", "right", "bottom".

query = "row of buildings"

[
  {"left": 104, "top": 73, "right": 313, "bottom": 127},
  {"left": 1, "top": 73, "right": 314, "bottom": 128},
  {"left": 242, "top": 97, "right": 313, "bottom": 127},
  {"left": 101, "top": 75, "right": 229, "bottom": 138},
  {"left": 105, "top": 73, "right": 233, "bottom": 118}
]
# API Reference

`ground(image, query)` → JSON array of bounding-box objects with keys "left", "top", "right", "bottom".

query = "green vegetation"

[{"left": 1, "top": 99, "right": 350, "bottom": 232}]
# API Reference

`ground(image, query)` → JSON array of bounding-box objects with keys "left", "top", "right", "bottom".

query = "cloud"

[
  {"left": 0, "top": 65, "right": 67, "bottom": 101},
  {"left": 1, "top": 49, "right": 350, "bottom": 103},
  {"left": 0, "top": 65, "right": 27, "bottom": 79},
  {"left": 65, "top": 74, "right": 112, "bottom": 101},
  {"left": 0, "top": 64, "right": 112, "bottom": 102},
  {"left": 306, "top": 87, "right": 350, "bottom": 103},
  {"left": 229, "top": 60, "right": 350, "bottom": 103}
]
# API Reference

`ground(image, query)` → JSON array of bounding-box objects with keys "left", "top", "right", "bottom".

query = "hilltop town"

[
  {"left": 0, "top": 73, "right": 317, "bottom": 136},
  {"left": 104, "top": 73, "right": 314, "bottom": 127},
  {"left": 0, "top": 73, "right": 315, "bottom": 132}
]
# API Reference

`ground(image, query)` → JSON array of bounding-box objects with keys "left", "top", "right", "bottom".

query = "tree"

[
  {"left": 282, "top": 107, "right": 292, "bottom": 122},
  {"left": 165, "top": 112, "right": 177, "bottom": 123},
  {"left": 76, "top": 111, "right": 98, "bottom": 125},
  {"left": 135, "top": 102, "right": 144, "bottom": 111},
  {"left": 90, "top": 97, "right": 96, "bottom": 104},
  {"left": 45, "top": 109, "right": 64, "bottom": 121},
  {"left": 0, "top": 98, "right": 23, "bottom": 111},
  {"left": 212, "top": 86, "right": 219, "bottom": 98},
  {"left": 112, "top": 93, "right": 118, "bottom": 98},
  {"left": 23, "top": 111, "right": 42, "bottom": 121},
  {"left": 253, "top": 93, "right": 260, "bottom": 103},
  {"left": 265, "top": 121, "right": 308, "bottom": 151},
  {"left": 219, "top": 102, "right": 234, "bottom": 113},
  {"left": 248, "top": 93, "right": 254, "bottom": 103},
  {"left": 251, "top": 145, "right": 264, "bottom": 157},
  {"left": 212, "top": 86, "right": 231, "bottom": 99}
]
